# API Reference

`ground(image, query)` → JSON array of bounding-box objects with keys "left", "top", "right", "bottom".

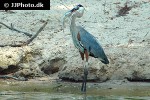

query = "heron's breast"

[{"left": 70, "top": 31, "right": 84, "bottom": 53}]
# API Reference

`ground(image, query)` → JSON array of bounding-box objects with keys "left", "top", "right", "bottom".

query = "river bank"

[{"left": 0, "top": 0, "right": 150, "bottom": 89}]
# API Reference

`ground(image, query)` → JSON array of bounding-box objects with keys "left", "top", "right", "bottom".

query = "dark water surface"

[{"left": 0, "top": 91, "right": 150, "bottom": 100}]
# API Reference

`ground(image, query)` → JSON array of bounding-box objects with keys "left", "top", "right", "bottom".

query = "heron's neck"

[{"left": 70, "top": 15, "right": 77, "bottom": 31}]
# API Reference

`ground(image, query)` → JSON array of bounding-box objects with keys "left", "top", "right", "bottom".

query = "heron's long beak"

[
  {"left": 62, "top": 11, "right": 72, "bottom": 33},
  {"left": 62, "top": 5, "right": 85, "bottom": 32}
]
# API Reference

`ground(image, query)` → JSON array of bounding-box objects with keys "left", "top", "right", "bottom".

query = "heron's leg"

[
  {"left": 81, "top": 61, "right": 88, "bottom": 92},
  {"left": 79, "top": 51, "right": 84, "bottom": 60},
  {"left": 81, "top": 50, "right": 89, "bottom": 92},
  {"left": 80, "top": 51, "right": 85, "bottom": 92}
]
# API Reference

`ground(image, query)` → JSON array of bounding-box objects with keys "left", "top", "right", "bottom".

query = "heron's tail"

[{"left": 98, "top": 57, "right": 109, "bottom": 64}]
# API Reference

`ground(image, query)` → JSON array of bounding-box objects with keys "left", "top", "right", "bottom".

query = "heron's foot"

[
  {"left": 81, "top": 68, "right": 88, "bottom": 92},
  {"left": 81, "top": 74, "right": 87, "bottom": 92},
  {"left": 81, "top": 81, "right": 85, "bottom": 92}
]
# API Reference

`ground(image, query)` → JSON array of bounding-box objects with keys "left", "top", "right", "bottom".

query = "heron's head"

[
  {"left": 70, "top": 4, "right": 84, "bottom": 18},
  {"left": 64, "top": 4, "right": 84, "bottom": 18},
  {"left": 62, "top": 4, "right": 84, "bottom": 31}
]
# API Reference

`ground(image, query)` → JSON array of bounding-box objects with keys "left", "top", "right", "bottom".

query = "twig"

[
  {"left": 103, "top": 0, "right": 107, "bottom": 14},
  {"left": 0, "top": 44, "right": 25, "bottom": 47},
  {"left": 0, "top": 10, "right": 15, "bottom": 13},
  {"left": 25, "top": 20, "right": 48, "bottom": 45},
  {"left": 116, "top": 1, "right": 132, "bottom": 17},
  {"left": 0, "top": 20, "right": 48, "bottom": 47},
  {"left": 0, "top": 22, "right": 32, "bottom": 37},
  {"left": 0, "top": 75, "right": 28, "bottom": 81},
  {"left": 144, "top": 32, "right": 149, "bottom": 38}
]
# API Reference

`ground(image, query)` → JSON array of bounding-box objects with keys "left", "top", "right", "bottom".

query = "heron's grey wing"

[{"left": 78, "top": 26, "right": 109, "bottom": 64}]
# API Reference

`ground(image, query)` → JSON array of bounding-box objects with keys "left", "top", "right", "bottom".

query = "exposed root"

[{"left": 0, "top": 22, "right": 32, "bottom": 37}]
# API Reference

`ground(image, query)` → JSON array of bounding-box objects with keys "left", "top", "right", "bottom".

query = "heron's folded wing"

[{"left": 78, "top": 26, "right": 109, "bottom": 64}]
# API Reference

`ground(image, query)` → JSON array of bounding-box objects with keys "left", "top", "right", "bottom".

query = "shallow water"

[
  {"left": 1, "top": 81, "right": 150, "bottom": 100},
  {"left": 0, "top": 91, "right": 150, "bottom": 100}
]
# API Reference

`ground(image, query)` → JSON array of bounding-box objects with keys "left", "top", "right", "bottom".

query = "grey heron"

[{"left": 62, "top": 4, "right": 109, "bottom": 92}]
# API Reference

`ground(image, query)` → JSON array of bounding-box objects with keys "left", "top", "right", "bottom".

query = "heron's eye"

[{"left": 74, "top": 6, "right": 79, "bottom": 10}]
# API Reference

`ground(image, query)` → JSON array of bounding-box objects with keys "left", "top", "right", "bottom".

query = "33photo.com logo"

[{"left": 0, "top": 0, "right": 50, "bottom": 10}]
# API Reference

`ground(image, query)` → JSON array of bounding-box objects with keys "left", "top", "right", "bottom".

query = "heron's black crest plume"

[
  {"left": 77, "top": 4, "right": 83, "bottom": 7},
  {"left": 70, "top": 4, "right": 84, "bottom": 12}
]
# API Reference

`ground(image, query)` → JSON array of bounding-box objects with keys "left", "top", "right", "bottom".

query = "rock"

[
  {"left": 0, "top": 46, "right": 45, "bottom": 77},
  {"left": 58, "top": 46, "right": 150, "bottom": 82},
  {"left": 41, "top": 57, "right": 66, "bottom": 75},
  {"left": 0, "top": 65, "right": 19, "bottom": 74},
  {"left": 58, "top": 55, "right": 109, "bottom": 82},
  {"left": 0, "top": 47, "right": 28, "bottom": 72}
]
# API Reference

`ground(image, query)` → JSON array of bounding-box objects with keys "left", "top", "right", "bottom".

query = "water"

[
  {"left": 1, "top": 81, "right": 150, "bottom": 100},
  {"left": 0, "top": 91, "right": 150, "bottom": 100}
]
